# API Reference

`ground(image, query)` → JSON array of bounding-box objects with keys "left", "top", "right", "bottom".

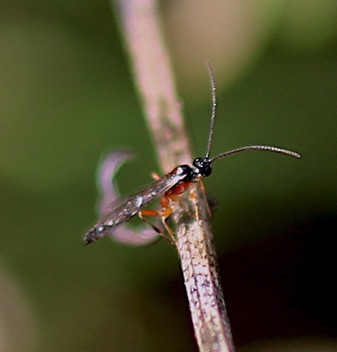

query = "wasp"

[{"left": 84, "top": 64, "right": 300, "bottom": 245}]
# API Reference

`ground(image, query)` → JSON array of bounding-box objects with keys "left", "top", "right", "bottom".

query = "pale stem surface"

[{"left": 114, "top": 0, "right": 235, "bottom": 350}]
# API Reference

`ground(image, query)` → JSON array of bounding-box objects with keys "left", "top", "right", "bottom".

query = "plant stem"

[{"left": 114, "top": 1, "right": 235, "bottom": 350}]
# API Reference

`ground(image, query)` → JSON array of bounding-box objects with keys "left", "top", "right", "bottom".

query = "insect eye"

[
  {"left": 201, "top": 166, "right": 212, "bottom": 177},
  {"left": 193, "top": 157, "right": 202, "bottom": 167},
  {"left": 192, "top": 157, "right": 212, "bottom": 177},
  {"left": 193, "top": 157, "right": 208, "bottom": 169}
]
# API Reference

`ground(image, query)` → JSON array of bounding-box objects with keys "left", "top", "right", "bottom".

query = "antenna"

[
  {"left": 196, "top": 62, "right": 301, "bottom": 174},
  {"left": 209, "top": 145, "right": 301, "bottom": 163},
  {"left": 204, "top": 62, "right": 217, "bottom": 159}
]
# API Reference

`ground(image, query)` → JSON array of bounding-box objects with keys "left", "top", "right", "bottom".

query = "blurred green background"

[{"left": 1, "top": 1, "right": 336, "bottom": 351}]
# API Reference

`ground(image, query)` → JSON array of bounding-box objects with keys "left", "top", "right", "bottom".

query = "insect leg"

[
  {"left": 196, "top": 179, "right": 213, "bottom": 220},
  {"left": 150, "top": 172, "right": 160, "bottom": 180},
  {"left": 138, "top": 208, "right": 176, "bottom": 246}
]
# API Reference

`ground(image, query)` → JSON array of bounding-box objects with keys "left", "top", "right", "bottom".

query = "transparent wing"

[{"left": 84, "top": 168, "right": 185, "bottom": 244}]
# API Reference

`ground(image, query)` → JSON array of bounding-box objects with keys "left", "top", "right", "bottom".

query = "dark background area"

[{"left": 1, "top": 1, "right": 336, "bottom": 351}]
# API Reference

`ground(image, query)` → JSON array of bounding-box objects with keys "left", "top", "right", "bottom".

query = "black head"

[{"left": 192, "top": 157, "right": 212, "bottom": 178}]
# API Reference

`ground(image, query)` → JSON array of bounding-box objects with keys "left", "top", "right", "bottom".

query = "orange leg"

[
  {"left": 150, "top": 172, "right": 160, "bottom": 180},
  {"left": 139, "top": 207, "right": 176, "bottom": 246},
  {"left": 198, "top": 179, "right": 213, "bottom": 219},
  {"left": 189, "top": 179, "right": 212, "bottom": 220}
]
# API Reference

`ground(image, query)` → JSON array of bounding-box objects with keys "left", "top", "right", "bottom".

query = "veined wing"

[{"left": 83, "top": 166, "right": 187, "bottom": 244}]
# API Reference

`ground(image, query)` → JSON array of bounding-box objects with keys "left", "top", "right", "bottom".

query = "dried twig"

[{"left": 113, "top": 0, "right": 235, "bottom": 351}]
